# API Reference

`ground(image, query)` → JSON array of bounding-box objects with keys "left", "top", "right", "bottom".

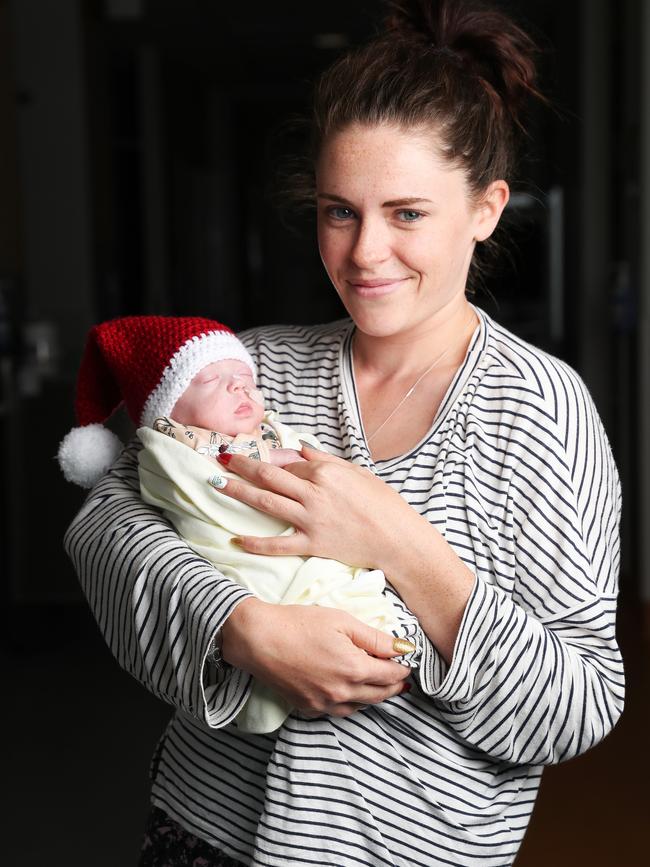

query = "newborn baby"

[
  {"left": 58, "top": 315, "right": 418, "bottom": 733},
  {"left": 149, "top": 358, "right": 305, "bottom": 472}
]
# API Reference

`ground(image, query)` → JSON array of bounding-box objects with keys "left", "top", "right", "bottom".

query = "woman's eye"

[
  {"left": 327, "top": 206, "right": 355, "bottom": 221},
  {"left": 397, "top": 210, "right": 423, "bottom": 222}
]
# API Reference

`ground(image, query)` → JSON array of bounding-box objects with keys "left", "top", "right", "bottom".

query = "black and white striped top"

[{"left": 65, "top": 307, "right": 624, "bottom": 866}]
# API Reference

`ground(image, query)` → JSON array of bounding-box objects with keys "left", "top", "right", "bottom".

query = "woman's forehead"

[{"left": 316, "top": 123, "right": 466, "bottom": 199}]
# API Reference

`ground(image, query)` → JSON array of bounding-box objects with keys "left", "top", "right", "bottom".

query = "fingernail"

[
  {"left": 217, "top": 452, "right": 233, "bottom": 466},
  {"left": 392, "top": 638, "right": 416, "bottom": 655},
  {"left": 400, "top": 682, "right": 412, "bottom": 694},
  {"left": 230, "top": 537, "right": 244, "bottom": 547},
  {"left": 298, "top": 439, "right": 321, "bottom": 451}
]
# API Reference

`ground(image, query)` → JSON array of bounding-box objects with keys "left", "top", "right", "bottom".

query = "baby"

[
  {"left": 59, "top": 315, "right": 418, "bottom": 732},
  {"left": 148, "top": 356, "right": 304, "bottom": 471}
]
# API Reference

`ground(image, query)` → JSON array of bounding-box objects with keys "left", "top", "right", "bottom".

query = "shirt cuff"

[{"left": 199, "top": 592, "right": 254, "bottom": 728}]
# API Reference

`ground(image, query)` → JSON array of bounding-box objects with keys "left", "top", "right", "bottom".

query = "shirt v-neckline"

[{"left": 338, "top": 307, "right": 487, "bottom": 471}]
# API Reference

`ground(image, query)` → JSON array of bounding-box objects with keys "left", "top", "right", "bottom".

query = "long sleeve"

[
  {"left": 64, "top": 438, "right": 255, "bottom": 727},
  {"left": 416, "top": 359, "right": 624, "bottom": 766},
  {"left": 116, "top": 317, "right": 618, "bottom": 865}
]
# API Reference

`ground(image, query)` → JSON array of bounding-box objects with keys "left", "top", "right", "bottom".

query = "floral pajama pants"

[{"left": 139, "top": 806, "right": 245, "bottom": 867}]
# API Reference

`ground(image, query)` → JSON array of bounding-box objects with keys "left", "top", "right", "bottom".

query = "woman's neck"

[{"left": 352, "top": 299, "right": 477, "bottom": 384}]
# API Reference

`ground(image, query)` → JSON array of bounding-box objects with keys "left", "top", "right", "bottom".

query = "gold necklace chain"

[{"left": 363, "top": 313, "right": 476, "bottom": 445}]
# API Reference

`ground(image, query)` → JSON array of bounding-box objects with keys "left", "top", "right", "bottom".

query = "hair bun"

[{"left": 385, "top": 0, "right": 543, "bottom": 124}]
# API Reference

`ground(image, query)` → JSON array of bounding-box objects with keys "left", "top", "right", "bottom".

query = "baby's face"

[{"left": 171, "top": 359, "right": 265, "bottom": 434}]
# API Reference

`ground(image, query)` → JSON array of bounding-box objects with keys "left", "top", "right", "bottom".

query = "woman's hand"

[
  {"left": 266, "top": 448, "right": 306, "bottom": 467},
  {"left": 218, "top": 444, "right": 422, "bottom": 570},
  {"left": 221, "top": 597, "right": 411, "bottom": 717},
  {"left": 218, "top": 444, "right": 476, "bottom": 664}
]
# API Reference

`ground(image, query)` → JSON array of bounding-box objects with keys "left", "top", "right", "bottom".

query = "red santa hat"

[{"left": 58, "top": 315, "right": 256, "bottom": 488}]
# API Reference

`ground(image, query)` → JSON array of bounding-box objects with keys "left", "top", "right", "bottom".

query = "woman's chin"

[
  {"left": 348, "top": 307, "right": 413, "bottom": 339},
  {"left": 338, "top": 292, "right": 413, "bottom": 337}
]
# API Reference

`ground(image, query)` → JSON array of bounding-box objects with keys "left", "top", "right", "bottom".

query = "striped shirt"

[{"left": 65, "top": 306, "right": 624, "bottom": 866}]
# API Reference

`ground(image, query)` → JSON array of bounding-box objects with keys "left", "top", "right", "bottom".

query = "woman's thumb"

[
  {"left": 298, "top": 440, "right": 342, "bottom": 462},
  {"left": 346, "top": 621, "right": 416, "bottom": 659}
]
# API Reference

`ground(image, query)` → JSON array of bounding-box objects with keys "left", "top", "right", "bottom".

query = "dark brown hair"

[
  {"left": 312, "top": 0, "right": 545, "bottom": 200},
  {"left": 277, "top": 0, "right": 547, "bottom": 292}
]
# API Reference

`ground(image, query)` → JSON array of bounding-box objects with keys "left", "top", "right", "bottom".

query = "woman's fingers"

[
  {"left": 217, "top": 456, "right": 309, "bottom": 525},
  {"left": 219, "top": 453, "right": 310, "bottom": 501},
  {"left": 232, "top": 529, "right": 311, "bottom": 557},
  {"left": 266, "top": 448, "right": 306, "bottom": 467},
  {"left": 297, "top": 441, "right": 346, "bottom": 463},
  {"left": 220, "top": 478, "right": 304, "bottom": 526},
  {"left": 327, "top": 682, "right": 412, "bottom": 717},
  {"left": 345, "top": 618, "right": 416, "bottom": 660},
  {"left": 222, "top": 601, "right": 414, "bottom": 716},
  {"left": 298, "top": 676, "right": 411, "bottom": 718}
]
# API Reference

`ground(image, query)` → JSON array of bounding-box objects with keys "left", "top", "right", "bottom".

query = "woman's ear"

[{"left": 473, "top": 180, "right": 510, "bottom": 242}]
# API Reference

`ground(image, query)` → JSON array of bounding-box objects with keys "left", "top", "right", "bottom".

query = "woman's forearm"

[
  {"left": 64, "top": 441, "right": 254, "bottom": 727},
  {"left": 381, "top": 512, "right": 476, "bottom": 664},
  {"left": 221, "top": 598, "right": 410, "bottom": 715}
]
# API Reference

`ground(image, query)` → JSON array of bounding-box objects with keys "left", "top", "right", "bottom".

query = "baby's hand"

[{"left": 267, "top": 448, "right": 306, "bottom": 467}]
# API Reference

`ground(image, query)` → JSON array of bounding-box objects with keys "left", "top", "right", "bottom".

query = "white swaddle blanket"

[{"left": 137, "top": 415, "right": 400, "bottom": 733}]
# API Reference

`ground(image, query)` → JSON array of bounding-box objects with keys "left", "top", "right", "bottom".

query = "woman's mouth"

[{"left": 346, "top": 277, "right": 410, "bottom": 297}]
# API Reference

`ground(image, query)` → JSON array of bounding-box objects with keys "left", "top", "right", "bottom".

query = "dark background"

[{"left": 1, "top": 1, "right": 648, "bottom": 864}]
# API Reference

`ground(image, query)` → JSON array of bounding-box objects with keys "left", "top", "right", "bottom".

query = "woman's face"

[{"left": 316, "top": 123, "right": 507, "bottom": 339}]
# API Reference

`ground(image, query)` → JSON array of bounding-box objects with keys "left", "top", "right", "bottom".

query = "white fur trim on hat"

[
  {"left": 140, "top": 330, "right": 256, "bottom": 428},
  {"left": 58, "top": 423, "right": 124, "bottom": 489}
]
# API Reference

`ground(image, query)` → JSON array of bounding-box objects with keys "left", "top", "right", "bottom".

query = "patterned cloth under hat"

[{"left": 58, "top": 315, "right": 256, "bottom": 488}]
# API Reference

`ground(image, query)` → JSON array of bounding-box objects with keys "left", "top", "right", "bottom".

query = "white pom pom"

[{"left": 58, "top": 424, "right": 124, "bottom": 488}]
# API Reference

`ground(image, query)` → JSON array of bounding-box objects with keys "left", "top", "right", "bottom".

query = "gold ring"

[{"left": 392, "top": 638, "right": 416, "bottom": 655}]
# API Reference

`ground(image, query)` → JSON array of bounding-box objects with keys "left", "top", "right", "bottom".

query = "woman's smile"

[{"left": 346, "top": 276, "right": 411, "bottom": 297}]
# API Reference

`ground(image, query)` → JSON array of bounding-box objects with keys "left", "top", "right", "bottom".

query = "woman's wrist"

[
  {"left": 381, "top": 513, "right": 476, "bottom": 664},
  {"left": 220, "top": 596, "right": 269, "bottom": 669},
  {"left": 380, "top": 507, "right": 442, "bottom": 583}
]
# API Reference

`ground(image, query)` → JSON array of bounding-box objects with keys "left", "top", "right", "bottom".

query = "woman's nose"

[{"left": 350, "top": 218, "right": 391, "bottom": 269}]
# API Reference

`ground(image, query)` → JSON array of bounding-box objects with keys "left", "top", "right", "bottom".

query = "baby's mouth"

[{"left": 235, "top": 402, "right": 253, "bottom": 417}]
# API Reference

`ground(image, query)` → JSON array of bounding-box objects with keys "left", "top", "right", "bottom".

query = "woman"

[{"left": 65, "top": 1, "right": 624, "bottom": 865}]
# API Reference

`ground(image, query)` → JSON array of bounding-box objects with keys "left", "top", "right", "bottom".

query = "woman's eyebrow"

[
  {"left": 317, "top": 193, "right": 355, "bottom": 205},
  {"left": 317, "top": 193, "right": 434, "bottom": 207},
  {"left": 382, "top": 197, "right": 434, "bottom": 207}
]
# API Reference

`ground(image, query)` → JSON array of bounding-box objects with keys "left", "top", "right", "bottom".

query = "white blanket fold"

[{"left": 137, "top": 421, "right": 399, "bottom": 733}]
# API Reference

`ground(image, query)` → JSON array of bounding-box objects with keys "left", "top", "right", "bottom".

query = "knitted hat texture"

[{"left": 58, "top": 315, "right": 256, "bottom": 487}]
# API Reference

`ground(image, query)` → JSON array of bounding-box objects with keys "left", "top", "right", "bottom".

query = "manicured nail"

[
  {"left": 230, "top": 537, "right": 244, "bottom": 547},
  {"left": 217, "top": 452, "right": 233, "bottom": 466},
  {"left": 400, "top": 682, "right": 412, "bottom": 694},
  {"left": 392, "top": 638, "right": 416, "bottom": 655}
]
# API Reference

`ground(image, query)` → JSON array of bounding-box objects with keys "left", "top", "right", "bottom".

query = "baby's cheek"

[
  {"left": 248, "top": 386, "right": 265, "bottom": 406},
  {"left": 252, "top": 401, "right": 266, "bottom": 427}
]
